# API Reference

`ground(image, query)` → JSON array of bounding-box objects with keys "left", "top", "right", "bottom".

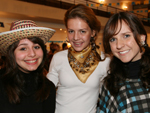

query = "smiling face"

[
  {"left": 109, "top": 21, "right": 145, "bottom": 63},
  {"left": 14, "top": 38, "right": 43, "bottom": 72},
  {"left": 67, "top": 18, "right": 95, "bottom": 52}
]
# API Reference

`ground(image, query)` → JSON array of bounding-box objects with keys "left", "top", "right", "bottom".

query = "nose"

[
  {"left": 73, "top": 32, "right": 80, "bottom": 40},
  {"left": 28, "top": 48, "right": 36, "bottom": 57},
  {"left": 116, "top": 39, "right": 125, "bottom": 49}
]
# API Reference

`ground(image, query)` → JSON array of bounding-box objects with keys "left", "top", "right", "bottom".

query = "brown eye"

[
  {"left": 20, "top": 48, "right": 26, "bottom": 51},
  {"left": 34, "top": 46, "right": 40, "bottom": 49},
  {"left": 68, "top": 30, "right": 74, "bottom": 33},
  {"left": 81, "top": 30, "right": 86, "bottom": 33}
]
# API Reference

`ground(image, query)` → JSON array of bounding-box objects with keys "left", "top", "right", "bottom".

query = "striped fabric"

[{"left": 98, "top": 79, "right": 150, "bottom": 113}]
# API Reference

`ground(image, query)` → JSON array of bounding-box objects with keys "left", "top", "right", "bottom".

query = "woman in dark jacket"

[
  {"left": 0, "top": 20, "right": 56, "bottom": 113},
  {"left": 98, "top": 12, "right": 150, "bottom": 112}
]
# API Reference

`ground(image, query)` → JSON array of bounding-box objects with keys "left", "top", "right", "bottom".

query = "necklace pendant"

[{"left": 80, "top": 55, "right": 84, "bottom": 58}]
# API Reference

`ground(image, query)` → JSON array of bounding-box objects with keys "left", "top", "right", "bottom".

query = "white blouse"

[{"left": 47, "top": 50, "right": 110, "bottom": 113}]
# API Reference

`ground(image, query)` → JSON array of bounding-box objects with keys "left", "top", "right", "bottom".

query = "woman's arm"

[{"left": 46, "top": 54, "right": 59, "bottom": 87}]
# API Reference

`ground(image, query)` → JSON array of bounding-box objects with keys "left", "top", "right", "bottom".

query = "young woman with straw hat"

[{"left": 0, "top": 20, "right": 56, "bottom": 113}]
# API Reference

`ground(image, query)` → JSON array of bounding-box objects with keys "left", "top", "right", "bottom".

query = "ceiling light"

[{"left": 99, "top": 0, "right": 104, "bottom": 3}]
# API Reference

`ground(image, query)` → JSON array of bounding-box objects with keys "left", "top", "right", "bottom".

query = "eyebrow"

[
  {"left": 122, "top": 31, "right": 132, "bottom": 34},
  {"left": 18, "top": 43, "right": 28, "bottom": 47},
  {"left": 68, "top": 27, "right": 88, "bottom": 30}
]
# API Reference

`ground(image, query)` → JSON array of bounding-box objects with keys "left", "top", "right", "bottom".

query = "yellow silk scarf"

[{"left": 68, "top": 45, "right": 99, "bottom": 83}]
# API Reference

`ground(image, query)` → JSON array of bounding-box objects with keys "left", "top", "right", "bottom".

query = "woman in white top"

[{"left": 47, "top": 4, "right": 110, "bottom": 113}]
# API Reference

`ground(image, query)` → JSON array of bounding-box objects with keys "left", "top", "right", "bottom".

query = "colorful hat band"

[{"left": 10, "top": 20, "right": 37, "bottom": 30}]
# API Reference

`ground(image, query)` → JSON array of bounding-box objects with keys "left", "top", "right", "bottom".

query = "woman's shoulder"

[
  {"left": 100, "top": 52, "right": 111, "bottom": 60},
  {"left": 0, "top": 68, "right": 5, "bottom": 78},
  {"left": 100, "top": 52, "right": 111, "bottom": 64},
  {"left": 0, "top": 68, "right": 5, "bottom": 73},
  {"left": 45, "top": 77, "right": 56, "bottom": 90},
  {"left": 51, "top": 50, "right": 68, "bottom": 63},
  {"left": 0, "top": 69, "right": 5, "bottom": 92},
  {"left": 53, "top": 49, "right": 68, "bottom": 57}
]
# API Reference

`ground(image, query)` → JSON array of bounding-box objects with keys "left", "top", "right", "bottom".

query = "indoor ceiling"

[
  {"left": 0, "top": 11, "right": 64, "bottom": 24},
  {"left": 0, "top": 0, "right": 148, "bottom": 27}
]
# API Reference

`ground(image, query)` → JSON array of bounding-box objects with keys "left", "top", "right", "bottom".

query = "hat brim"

[{"left": 0, "top": 27, "right": 55, "bottom": 55}]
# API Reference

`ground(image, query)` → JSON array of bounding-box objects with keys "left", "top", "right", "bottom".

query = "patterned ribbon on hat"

[{"left": 10, "top": 20, "right": 37, "bottom": 30}]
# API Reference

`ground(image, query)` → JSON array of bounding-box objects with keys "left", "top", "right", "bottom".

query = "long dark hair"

[
  {"left": 103, "top": 12, "right": 150, "bottom": 97},
  {"left": 2, "top": 37, "right": 52, "bottom": 104}
]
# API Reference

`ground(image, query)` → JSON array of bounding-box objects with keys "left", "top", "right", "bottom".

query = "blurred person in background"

[
  {"left": 53, "top": 43, "right": 60, "bottom": 54},
  {"left": 45, "top": 42, "right": 60, "bottom": 71},
  {"left": 62, "top": 42, "right": 68, "bottom": 50}
]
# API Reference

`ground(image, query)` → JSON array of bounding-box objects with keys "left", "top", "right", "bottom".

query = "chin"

[
  {"left": 122, "top": 61, "right": 130, "bottom": 63},
  {"left": 120, "top": 59, "right": 131, "bottom": 63},
  {"left": 74, "top": 48, "right": 83, "bottom": 52},
  {"left": 28, "top": 68, "right": 38, "bottom": 71}
]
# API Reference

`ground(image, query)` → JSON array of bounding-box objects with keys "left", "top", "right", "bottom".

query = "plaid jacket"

[{"left": 98, "top": 79, "right": 150, "bottom": 113}]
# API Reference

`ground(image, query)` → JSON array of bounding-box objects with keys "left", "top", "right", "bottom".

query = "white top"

[{"left": 47, "top": 50, "right": 110, "bottom": 113}]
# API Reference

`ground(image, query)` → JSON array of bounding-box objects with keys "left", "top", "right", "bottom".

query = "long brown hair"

[
  {"left": 103, "top": 11, "right": 147, "bottom": 54},
  {"left": 103, "top": 12, "right": 150, "bottom": 97},
  {"left": 2, "top": 37, "right": 52, "bottom": 103}
]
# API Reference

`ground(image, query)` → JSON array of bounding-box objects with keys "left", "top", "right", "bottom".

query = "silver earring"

[
  {"left": 141, "top": 41, "right": 145, "bottom": 46},
  {"left": 141, "top": 41, "right": 148, "bottom": 47}
]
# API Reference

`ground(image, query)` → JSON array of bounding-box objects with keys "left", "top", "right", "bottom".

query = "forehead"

[
  {"left": 114, "top": 20, "right": 131, "bottom": 35},
  {"left": 67, "top": 18, "right": 89, "bottom": 28},
  {"left": 18, "top": 38, "right": 33, "bottom": 45}
]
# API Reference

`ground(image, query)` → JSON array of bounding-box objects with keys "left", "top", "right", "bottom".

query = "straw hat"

[{"left": 0, "top": 20, "right": 55, "bottom": 55}]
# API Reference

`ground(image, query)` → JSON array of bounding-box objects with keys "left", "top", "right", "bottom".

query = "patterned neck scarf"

[{"left": 68, "top": 45, "right": 100, "bottom": 83}]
